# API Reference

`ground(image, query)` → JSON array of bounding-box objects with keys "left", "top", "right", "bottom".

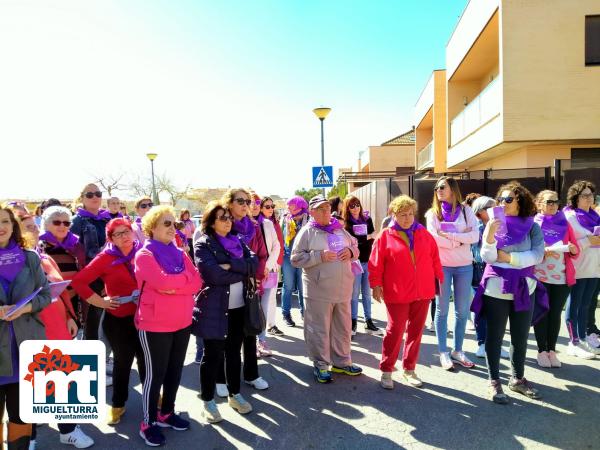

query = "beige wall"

[
  {"left": 447, "top": 80, "right": 481, "bottom": 122},
  {"left": 433, "top": 70, "right": 448, "bottom": 172},
  {"left": 502, "top": 0, "right": 600, "bottom": 142},
  {"left": 368, "top": 145, "right": 415, "bottom": 171}
]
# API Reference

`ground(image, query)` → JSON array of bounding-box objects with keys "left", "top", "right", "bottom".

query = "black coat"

[{"left": 192, "top": 233, "right": 257, "bottom": 340}]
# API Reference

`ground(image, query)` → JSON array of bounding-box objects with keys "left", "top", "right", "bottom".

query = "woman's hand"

[
  {"left": 485, "top": 219, "right": 502, "bottom": 244},
  {"left": 321, "top": 250, "right": 338, "bottom": 262},
  {"left": 337, "top": 248, "right": 352, "bottom": 261},
  {"left": 219, "top": 264, "right": 231, "bottom": 271},
  {"left": 568, "top": 243, "right": 578, "bottom": 255},
  {"left": 102, "top": 297, "right": 120, "bottom": 310},
  {"left": 372, "top": 286, "right": 383, "bottom": 303},
  {"left": 544, "top": 250, "right": 559, "bottom": 260},
  {"left": 497, "top": 250, "right": 511, "bottom": 264},
  {"left": 0, "top": 304, "right": 32, "bottom": 321},
  {"left": 67, "top": 318, "right": 78, "bottom": 337},
  {"left": 588, "top": 235, "right": 600, "bottom": 246}
]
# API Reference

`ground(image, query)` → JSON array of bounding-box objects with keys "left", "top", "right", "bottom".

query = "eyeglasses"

[
  {"left": 51, "top": 220, "right": 71, "bottom": 227},
  {"left": 434, "top": 185, "right": 447, "bottom": 191},
  {"left": 162, "top": 220, "right": 175, "bottom": 228},
  {"left": 497, "top": 196, "right": 515, "bottom": 204},
  {"left": 262, "top": 205, "right": 275, "bottom": 210},
  {"left": 139, "top": 202, "right": 153, "bottom": 209},
  {"left": 217, "top": 215, "right": 234, "bottom": 222},
  {"left": 112, "top": 229, "right": 132, "bottom": 239},
  {"left": 348, "top": 202, "right": 361, "bottom": 209},
  {"left": 234, "top": 198, "right": 252, "bottom": 206},
  {"left": 84, "top": 191, "right": 102, "bottom": 199},
  {"left": 543, "top": 199, "right": 559, "bottom": 205},
  {"left": 580, "top": 193, "right": 594, "bottom": 199}
]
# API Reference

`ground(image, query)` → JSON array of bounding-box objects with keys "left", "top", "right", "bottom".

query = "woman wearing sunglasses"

[
  {"left": 193, "top": 201, "right": 259, "bottom": 423},
  {"left": 72, "top": 218, "right": 146, "bottom": 426},
  {"left": 532, "top": 191, "right": 580, "bottom": 367},
  {"left": 563, "top": 180, "right": 600, "bottom": 358},
  {"left": 472, "top": 181, "right": 546, "bottom": 403},
  {"left": 425, "top": 176, "right": 479, "bottom": 370},
  {"left": 342, "top": 195, "right": 382, "bottom": 336},
  {"left": 132, "top": 197, "right": 154, "bottom": 243},
  {"left": 134, "top": 205, "right": 201, "bottom": 446},
  {"left": 71, "top": 183, "right": 111, "bottom": 340}
]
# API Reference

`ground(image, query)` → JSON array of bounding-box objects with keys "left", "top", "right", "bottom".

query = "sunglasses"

[
  {"left": 262, "top": 204, "right": 275, "bottom": 210},
  {"left": 112, "top": 229, "right": 132, "bottom": 238},
  {"left": 434, "top": 185, "right": 447, "bottom": 191},
  {"left": 84, "top": 191, "right": 102, "bottom": 199},
  {"left": 51, "top": 220, "right": 71, "bottom": 227},
  {"left": 543, "top": 199, "right": 559, "bottom": 206},
  {"left": 348, "top": 202, "right": 361, "bottom": 209},
  {"left": 234, "top": 198, "right": 252, "bottom": 206},
  {"left": 497, "top": 196, "right": 515, "bottom": 204},
  {"left": 162, "top": 220, "right": 175, "bottom": 228},
  {"left": 217, "top": 214, "right": 234, "bottom": 222},
  {"left": 139, "top": 202, "right": 153, "bottom": 209}
]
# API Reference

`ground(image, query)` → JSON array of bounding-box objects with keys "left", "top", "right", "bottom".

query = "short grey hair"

[{"left": 41, "top": 206, "right": 73, "bottom": 232}]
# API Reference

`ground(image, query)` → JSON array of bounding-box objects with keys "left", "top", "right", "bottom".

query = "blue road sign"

[{"left": 312, "top": 166, "right": 334, "bottom": 188}]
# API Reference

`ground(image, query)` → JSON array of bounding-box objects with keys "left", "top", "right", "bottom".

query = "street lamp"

[
  {"left": 312, "top": 107, "right": 331, "bottom": 195},
  {"left": 146, "top": 153, "right": 159, "bottom": 205}
]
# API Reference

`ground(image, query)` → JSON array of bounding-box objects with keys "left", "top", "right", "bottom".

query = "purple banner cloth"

[
  {"left": 495, "top": 216, "right": 534, "bottom": 249},
  {"left": 534, "top": 211, "right": 568, "bottom": 246}
]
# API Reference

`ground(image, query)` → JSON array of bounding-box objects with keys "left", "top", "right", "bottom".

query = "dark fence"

[
  {"left": 351, "top": 178, "right": 408, "bottom": 230},
  {"left": 555, "top": 159, "right": 600, "bottom": 204}
]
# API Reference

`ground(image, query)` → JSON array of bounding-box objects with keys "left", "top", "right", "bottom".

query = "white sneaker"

[
  {"left": 439, "top": 352, "right": 454, "bottom": 370},
  {"left": 475, "top": 344, "right": 486, "bottom": 358},
  {"left": 582, "top": 341, "right": 600, "bottom": 356},
  {"left": 106, "top": 375, "right": 113, "bottom": 387},
  {"left": 244, "top": 377, "right": 269, "bottom": 390},
  {"left": 567, "top": 342, "right": 595, "bottom": 359},
  {"left": 59, "top": 425, "right": 94, "bottom": 448},
  {"left": 586, "top": 333, "right": 600, "bottom": 349},
  {"left": 216, "top": 383, "right": 229, "bottom": 398},
  {"left": 501, "top": 347, "right": 510, "bottom": 359}
]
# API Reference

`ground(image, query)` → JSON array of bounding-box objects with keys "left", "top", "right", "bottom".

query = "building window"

[{"left": 585, "top": 15, "right": 600, "bottom": 66}]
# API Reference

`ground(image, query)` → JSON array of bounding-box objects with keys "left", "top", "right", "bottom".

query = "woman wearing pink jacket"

[{"left": 134, "top": 205, "right": 202, "bottom": 447}]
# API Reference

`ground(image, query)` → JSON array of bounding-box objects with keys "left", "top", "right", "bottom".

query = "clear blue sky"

[{"left": 0, "top": 0, "right": 466, "bottom": 200}]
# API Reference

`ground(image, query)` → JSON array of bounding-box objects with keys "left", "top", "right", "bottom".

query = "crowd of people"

[{"left": 0, "top": 177, "right": 599, "bottom": 448}]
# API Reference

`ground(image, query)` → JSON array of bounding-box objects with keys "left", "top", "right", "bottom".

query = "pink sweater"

[
  {"left": 425, "top": 206, "right": 479, "bottom": 267},
  {"left": 134, "top": 248, "right": 202, "bottom": 332}
]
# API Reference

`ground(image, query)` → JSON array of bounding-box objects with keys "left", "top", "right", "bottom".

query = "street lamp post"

[
  {"left": 312, "top": 107, "right": 331, "bottom": 196},
  {"left": 146, "top": 153, "right": 158, "bottom": 205}
]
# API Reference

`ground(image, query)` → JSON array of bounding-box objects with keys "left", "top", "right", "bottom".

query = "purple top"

[
  {"left": 534, "top": 211, "right": 568, "bottom": 246},
  {"left": 564, "top": 206, "right": 600, "bottom": 233},
  {"left": 441, "top": 201, "right": 461, "bottom": 222},
  {"left": 232, "top": 216, "right": 256, "bottom": 245},
  {"left": 39, "top": 231, "right": 80, "bottom": 252},
  {"left": 215, "top": 233, "right": 244, "bottom": 259},
  {"left": 143, "top": 239, "right": 185, "bottom": 274},
  {"left": 77, "top": 208, "right": 111, "bottom": 221},
  {"left": 308, "top": 218, "right": 343, "bottom": 234},
  {"left": 495, "top": 216, "right": 534, "bottom": 249},
  {"left": 391, "top": 219, "right": 425, "bottom": 251}
]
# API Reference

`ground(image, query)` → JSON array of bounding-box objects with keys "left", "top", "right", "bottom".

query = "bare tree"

[
  {"left": 127, "top": 173, "right": 154, "bottom": 199},
  {"left": 92, "top": 172, "right": 126, "bottom": 197},
  {"left": 156, "top": 173, "right": 190, "bottom": 206}
]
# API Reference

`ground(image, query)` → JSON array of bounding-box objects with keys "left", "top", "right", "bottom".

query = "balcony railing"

[
  {"left": 417, "top": 140, "right": 434, "bottom": 169},
  {"left": 450, "top": 75, "right": 501, "bottom": 146}
]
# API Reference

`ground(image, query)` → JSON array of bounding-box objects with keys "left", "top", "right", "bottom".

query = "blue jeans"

[
  {"left": 281, "top": 254, "right": 304, "bottom": 317},
  {"left": 351, "top": 262, "right": 372, "bottom": 320},
  {"left": 566, "top": 278, "right": 599, "bottom": 343},
  {"left": 435, "top": 265, "right": 473, "bottom": 353}
]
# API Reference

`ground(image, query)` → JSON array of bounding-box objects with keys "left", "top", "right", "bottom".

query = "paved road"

[{"left": 34, "top": 303, "right": 599, "bottom": 450}]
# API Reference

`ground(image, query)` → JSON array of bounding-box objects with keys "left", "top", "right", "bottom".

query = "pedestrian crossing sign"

[{"left": 312, "top": 166, "right": 334, "bottom": 188}]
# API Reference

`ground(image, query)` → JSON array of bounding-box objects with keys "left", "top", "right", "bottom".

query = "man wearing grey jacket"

[{"left": 291, "top": 195, "right": 362, "bottom": 383}]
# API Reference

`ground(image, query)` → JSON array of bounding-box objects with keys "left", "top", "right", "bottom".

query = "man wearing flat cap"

[{"left": 291, "top": 195, "right": 362, "bottom": 383}]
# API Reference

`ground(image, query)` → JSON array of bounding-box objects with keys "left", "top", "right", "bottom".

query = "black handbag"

[
  {"left": 243, "top": 277, "right": 266, "bottom": 336},
  {"left": 472, "top": 261, "right": 485, "bottom": 288}
]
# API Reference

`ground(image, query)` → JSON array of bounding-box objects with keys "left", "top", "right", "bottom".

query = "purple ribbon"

[
  {"left": 308, "top": 218, "right": 343, "bottom": 234},
  {"left": 143, "top": 239, "right": 185, "bottom": 274},
  {"left": 39, "top": 231, "right": 80, "bottom": 252},
  {"left": 564, "top": 206, "right": 600, "bottom": 233},
  {"left": 534, "top": 211, "right": 568, "bottom": 246},
  {"left": 495, "top": 216, "right": 534, "bottom": 249},
  {"left": 232, "top": 216, "right": 256, "bottom": 245},
  {"left": 390, "top": 219, "right": 424, "bottom": 250},
  {"left": 102, "top": 240, "right": 141, "bottom": 278},
  {"left": 215, "top": 233, "right": 244, "bottom": 259}
]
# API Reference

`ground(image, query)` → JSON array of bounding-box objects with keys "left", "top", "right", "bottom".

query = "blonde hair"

[
  {"left": 221, "top": 188, "right": 250, "bottom": 207},
  {"left": 389, "top": 195, "right": 417, "bottom": 214},
  {"left": 142, "top": 205, "right": 175, "bottom": 238}
]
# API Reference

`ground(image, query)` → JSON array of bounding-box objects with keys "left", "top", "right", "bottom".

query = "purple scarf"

[
  {"left": 495, "top": 216, "right": 534, "bottom": 249},
  {"left": 308, "top": 218, "right": 343, "bottom": 234},
  {"left": 441, "top": 201, "right": 461, "bottom": 222},
  {"left": 109, "top": 212, "right": 123, "bottom": 219},
  {"left": 103, "top": 240, "right": 141, "bottom": 278},
  {"left": 534, "top": 211, "right": 568, "bottom": 246},
  {"left": 349, "top": 213, "right": 367, "bottom": 225},
  {"left": 255, "top": 214, "right": 265, "bottom": 225},
  {"left": 215, "top": 233, "right": 244, "bottom": 259},
  {"left": 0, "top": 240, "right": 26, "bottom": 292},
  {"left": 135, "top": 216, "right": 142, "bottom": 225},
  {"left": 39, "top": 231, "right": 80, "bottom": 252},
  {"left": 565, "top": 206, "right": 600, "bottom": 233},
  {"left": 232, "top": 216, "right": 256, "bottom": 245},
  {"left": 143, "top": 239, "right": 185, "bottom": 274},
  {"left": 391, "top": 219, "right": 425, "bottom": 250},
  {"left": 77, "top": 208, "right": 111, "bottom": 221}
]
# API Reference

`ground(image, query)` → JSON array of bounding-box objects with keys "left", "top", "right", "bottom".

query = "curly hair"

[
  {"left": 496, "top": 181, "right": 536, "bottom": 217},
  {"left": 389, "top": 195, "right": 417, "bottom": 215},
  {"left": 221, "top": 188, "right": 250, "bottom": 207},
  {"left": 566, "top": 180, "right": 596, "bottom": 209},
  {"left": 141, "top": 205, "right": 175, "bottom": 238}
]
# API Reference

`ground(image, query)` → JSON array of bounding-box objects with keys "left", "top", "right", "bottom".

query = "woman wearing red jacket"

[{"left": 368, "top": 195, "right": 443, "bottom": 390}]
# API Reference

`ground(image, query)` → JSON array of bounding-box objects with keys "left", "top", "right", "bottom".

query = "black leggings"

[
  {"left": 0, "top": 383, "right": 23, "bottom": 424},
  {"left": 138, "top": 326, "right": 191, "bottom": 425},
  {"left": 216, "top": 335, "right": 259, "bottom": 385},
  {"left": 84, "top": 304, "right": 103, "bottom": 340},
  {"left": 587, "top": 281, "right": 600, "bottom": 335},
  {"left": 483, "top": 295, "right": 533, "bottom": 381},
  {"left": 201, "top": 307, "right": 245, "bottom": 401},
  {"left": 534, "top": 283, "right": 570, "bottom": 352},
  {"left": 103, "top": 313, "right": 146, "bottom": 408}
]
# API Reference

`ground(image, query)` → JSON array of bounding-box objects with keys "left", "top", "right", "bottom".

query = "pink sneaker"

[{"left": 257, "top": 340, "right": 272, "bottom": 357}]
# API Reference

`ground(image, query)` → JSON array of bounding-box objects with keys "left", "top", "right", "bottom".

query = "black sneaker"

[
  {"left": 351, "top": 319, "right": 357, "bottom": 336},
  {"left": 139, "top": 423, "right": 166, "bottom": 447},
  {"left": 365, "top": 319, "right": 384, "bottom": 336},
  {"left": 157, "top": 412, "right": 190, "bottom": 431},
  {"left": 283, "top": 315, "right": 296, "bottom": 327},
  {"left": 267, "top": 326, "right": 284, "bottom": 336}
]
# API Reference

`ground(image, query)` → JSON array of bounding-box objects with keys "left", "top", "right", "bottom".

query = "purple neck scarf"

[
  {"left": 143, "top": 239, "right": 185, "bottom": 274},
  {"left": 391, "top": 219, "right": 424, "bottom": 250},
  {"left": 103, "top": 240, "right": 141, "bottom": 277},
  {"left": 441, "top": 201, "right": 461, "bottom": 222},
  {"left": 308, "top": 218, "right": 343, "bottom": 234},
  {"left": 0, "top": 240, "right": 26, "bottom": 289},
  {"left": 77, "top": 208, "right": 111, "bottom": 221},
  {"left": 39, "top": 231, "right": 80, "bottom": 252},
  {"left": 232, "top": 216, "right": 256, "bottom": 245},
  {"left": 135, "top": 216, "right": 142, "bottom": 225},
  {"left": 349, "top": 213, "right": 367, "bottom": 225},
  {"left": 534, "top": 211, "right": 568, "bottom": 246},
  {"left": 255, "top": 214, "right": 265, "bottom": 225},
  {"left": 215, "top": 233, "right": 244, "bottom": 259},
  {"left": 565, "top": 206, "right": 600, "bottom": 233},
  {"left": 495, "top": 216, "right": 534, "bottom": 249},
  {"left": 109, "top": 212, "right": 123, "bottom": 219}
]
